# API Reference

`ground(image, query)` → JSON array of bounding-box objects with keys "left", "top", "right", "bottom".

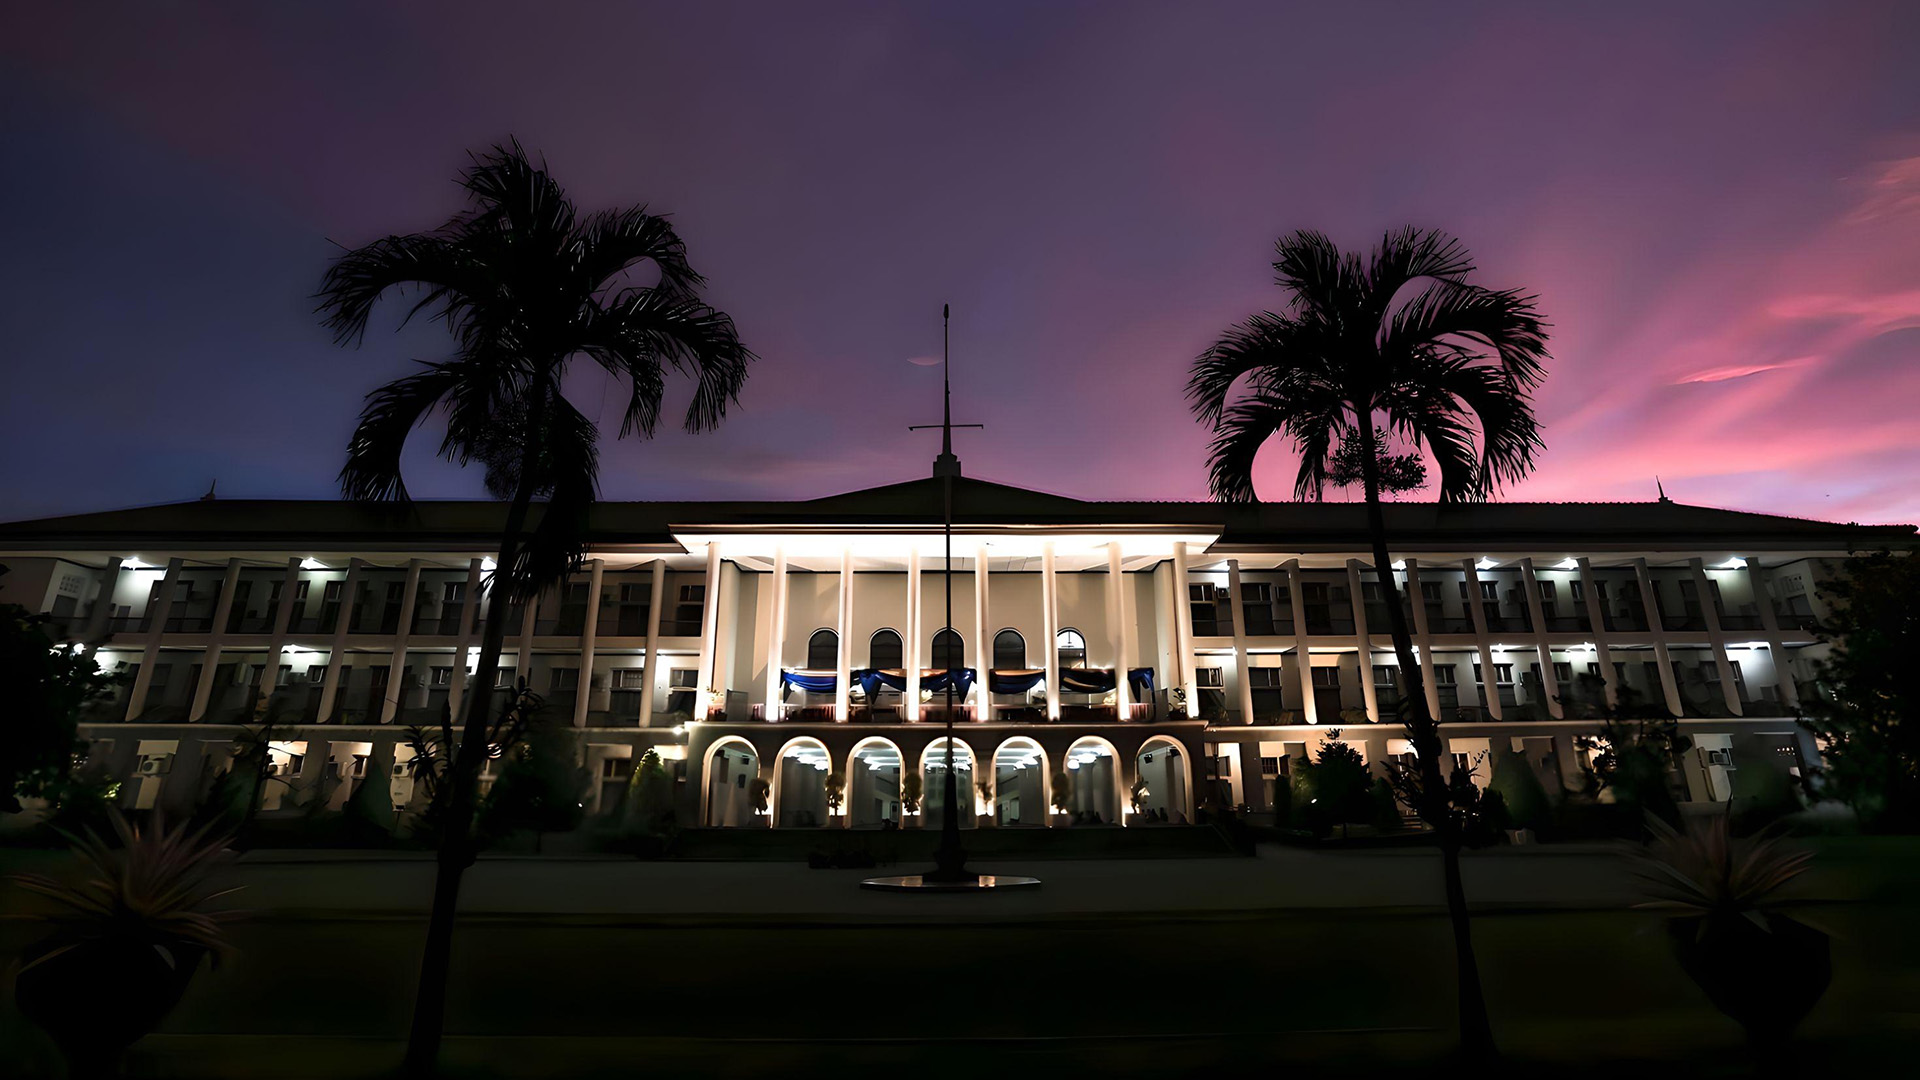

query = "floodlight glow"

[
  {"left": 1720, "top": 557, "right": 1745, "bottom": 569},
  {"left": 1477, "top": 558, "right": 1497, "bottom": 570},
  {"left": 123, "top": 557, "right": 152, "bottom": 570},
  {"left": 300, "top": 558, "right": 326, "bottom": 570},
  {"left": 481, "top": 558, "right": 497, "bottom": 572},
  {"left": 1560, "top": 559, "right": 1579, "bottom": 570}
]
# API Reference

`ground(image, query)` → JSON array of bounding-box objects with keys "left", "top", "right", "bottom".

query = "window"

[
  {"left": 1472, "top": 663, "right": 1514, "bottom": 684},
  {"left": 549, "top": 668, "right": 580, "bottom": 693},
  {"left": 1431, "top": 665, "right": 1458, "bottom": 686},
  {"left": 1260, "top": 756, "right": 1280, "bottom": 777},
  {"left": 601, "top": 757, "right": 635, "bottom": 779},
  {"left": 442, "top": 582, "right": 466, "bottom": 604},
  {"left": 431, "top": 666, "right": 454, "bottom": 687},
  {"left": 807, "top": 629, "right": 838, "bottom": 670},
  {"left": 992, "top": 629, "right": 1026, "bottom": 670},
  {"left": 1197, "top": 667, "right": 1224, "bottom": 688},
  {"left": 386, "top": 582, "right": 405, "bottom": 602},
  {"left": 931, "top": 628, "right": 963, "bottom": 672},
  {"left": 1570, "top": 580, "right": 1585, "bottom": 602},
  {"left": 1248, "top": 668, "right": 1283, "bottom": 688},
  {"left": 1480, "top": 581, "right": 1499, "bottom": 601},
  {"left": 678, "top": 584, "right": 705, "bottom": 604},
  {"left": 619, "top": 583, "right": 649, "bottom": 602},
  {"left": 1553, "top": 662, "right": 1573, "bottom": 683},
  {"left": 669, "top": 668, "right": 697, "bottom": 689},
  {"left": 869, "top": 629, "right": 903, "bottom": 670},
  {"left": 1373, "top": 665, "right": 1399, "bottom": 690},
  {"left": 1778, "top": 573, "right": 1805, "bottom": 595},
  {"left": 1421, "top": 582, "right": 1442, "bottom": 603},
  {"left": 1249, "top": 667, "right": 1283, "bottom": 718},
  {"left": 1056, "top": 628, "right": 1087, "bottom": 669},
  {"left": 324, "top": 580, "right": 344, "bottom": 603},
  {"left": 612, "top": 669, "right": 646, "bottom": 690},
  {"left": 1310, "top": 667, "right": 1340, "bottom": 688}
]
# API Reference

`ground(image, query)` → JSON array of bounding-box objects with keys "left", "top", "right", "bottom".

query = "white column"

[
  {"left": 189, "top": 558, "right": 245, "bottom": 721},
  {"left": 1042, "top": 541, "right": 1060, "bottom": 721},
  {"left": 764, "top": 547, "right": 788, "bottom": 720},
  {"left": 573, "top": 559, "right": 604, "bottom": 728},
  {"left": 835, "top": 548, "right": 852, "bottom": 721},
  {"left": 1461, "top": 558, "right": 1502, "bottom": 721},
  {"left": 316, "top": 559, "right": 365, "bottom": 722},
  {"left": 1745, "top": 557, "right": 1798, "bottom": 706},
  {"left": 1518, "top": 558, "right": 1562, "bottom": 718},
  {"left": 1345, "top": 559, "right": 1379, "bottom": 722},
  {"left": 1690, "top": 557, "right": 1744, "bottom": 716},
  {"left": 1283, "top": 559, "right": 1314, "bottom": 725},
  {"left": 905, "top": 549, "right": 922, "bottom": 721},
  {"left": 124, "top": 557, "right": 184, "bottom": 720},
  {"left": 448, "top": 557, "right": 485, "bottom": 724},
  {"left": 516, "top": 581, "right": 539, "bottom": 690},
  {"left": 257, "top": 558, "right": 304, "bottom": 713},
  {"left": 1404, "top": 559, "right": 1442, "bottom": 722},
  {"left": 84, "top": 556, "right": 124, "bottom": 644},
  {"left": 382, "top": 559, "right": 424, "bottom": 724},
  {"left": 973, "top": 545, "right": 990, "bottom": 708},
  {"left": 1633, "top": 558, "right": 1685, "bottom": 716},
  {"left": 1227, "top": 558, "right": 1253, "bottom": 725},
  {"left": 696, "top": 543, "right": 724, "bottom": 716},
  {"left": 1575, "top": 558, "right": 1620, "bottom": 707},
  {"left": 1108, "top": 542, "right": 1132, "bottom": 718},
  {"left": 639, "top": 559, "right": 666, "bottom": 727},
  {"left": 1172, "top": 542, "right": 1198, "bottom": 719}
]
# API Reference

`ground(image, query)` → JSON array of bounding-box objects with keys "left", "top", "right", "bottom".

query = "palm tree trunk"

[
  {"left": 1355, "top": 422, "right": 1497, "bottom": 1063},
  {"left": 402, "top": 474, "right": 536, "bottom": 1078}
]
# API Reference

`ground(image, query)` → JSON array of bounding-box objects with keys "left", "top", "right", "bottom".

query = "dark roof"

[{"left": 0, "top": 475, "right": 1909, "bottom": 553}]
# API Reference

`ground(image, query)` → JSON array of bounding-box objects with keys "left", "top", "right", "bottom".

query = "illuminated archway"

[
  {"left": 918, "top": 737, "right": 978, "bottom": 829},
  {"left": 1062, "top": 736, "right": 1121, "bottom": 825},
  {"left": 701, "top": 735, "right": 762, "bottom": 827},
  {"left": 990, "top": 736, "right": 1049, "bottom": 827},
  {"left": 772, "top": 736, "right": 833, "bottom": 828},
  {"left": 1133, "top": 734, "right": 1192, "bottom": 823},
  {"left": 846, "top": 737, "right": 905, "bottom": 827}
]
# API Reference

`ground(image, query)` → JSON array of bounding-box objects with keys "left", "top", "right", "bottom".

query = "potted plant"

[
  {"left": 976, "top": 777, "right": 995, "bottom": 828},
  {"left": 748, "top": 777, "right": 771, "bottom": 826},
  {"left": 1626, "top": 812, "right": 1829, "bottom": 1065},
  {"left": 899, "top": 772, "right": 922, "bottom": 823},
  {"left": 12, "top": 811, "right": 242, "bottom": 1078},
  {"left": 823, "top": 770, "right": 845, "bottom": 824},
  {"left": 1051, "top": 770, "right": 1073, "bottom": 827},
  {"left": 1129, "top": 775, "right": 1150, "bottom": 824}
]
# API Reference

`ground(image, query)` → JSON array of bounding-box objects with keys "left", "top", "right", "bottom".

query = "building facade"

[{"left": 2, "top": 470, "right": 1908, "bottom": 830}]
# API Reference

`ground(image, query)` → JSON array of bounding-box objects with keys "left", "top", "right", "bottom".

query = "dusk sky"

[{"left": 4, "top": 1, "right": 1918, "bottom": 526}]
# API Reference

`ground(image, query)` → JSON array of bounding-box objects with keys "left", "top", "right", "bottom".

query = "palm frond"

[
  {"left": 340, "top": 362, "right": 466, "bottom": 502},
  {"left": 574, "top": 206, "right": 703, "bottom": 301},
  {"left": 316, "top": 233, "right": 475, "bottom": 346},
  {"left": 589, "top": 289, "right": 755, "bottom": 434}
]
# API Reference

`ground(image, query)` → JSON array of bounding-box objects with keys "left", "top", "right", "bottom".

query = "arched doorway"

[
  {"left": 920, "top": 737, "right": 977, "bottom": 829},
  {"left": 1063, "top": 736, "right": 1120, "bottom": 825},
  {"left": 774, "top": 737, "right": 833, "bottom": 827},
  {"left": 1133, "top": 736, "right": 1191, "bottom": 823},
  {"left": 991, "top": 736, "right": 1048, "bottom": 826},
  {"left": 704, "top": 737, "right": 762, "bottom": 827},
  {"left": 848, "top": 738, "right": 903, "bottom": 828}
]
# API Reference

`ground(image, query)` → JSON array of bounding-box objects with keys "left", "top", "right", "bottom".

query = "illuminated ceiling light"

[
  {"left": 1720, "top": 557, "right": 1746, "bottom": 569},
  {"left": 1560, "top": 558, "right": 1579, "bottom": 570},
  {"left": 481, "top": 558, "right": 497, "bottom": 572},
  {"left": 671, "top": 725, "right": 687, "bottom": 736},
  {"left": 1391, "top": 560, "right": 1406, "bottom": 571},
  {"left": 300, "top": 558, "right": 326, "bottom": 570},
  {"left": 1476, "top": 558, "right": 1498, "bottom": 571},
  {"left": 123, "top": 557, "right": 152, "bottom": 570}
]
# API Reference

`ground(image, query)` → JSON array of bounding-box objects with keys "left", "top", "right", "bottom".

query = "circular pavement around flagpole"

[{"left": 858, "top": 874, "right": 1042, "bottom": 893}]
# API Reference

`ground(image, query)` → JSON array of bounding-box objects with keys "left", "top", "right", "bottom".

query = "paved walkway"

[{"left": 6, "top": 837, "right": 1899, "bottom": 923}]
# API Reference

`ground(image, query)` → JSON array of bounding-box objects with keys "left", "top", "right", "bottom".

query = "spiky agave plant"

[
  {"left": 12, "top": 810, "right": 244, "bottom": 1076},
  {"left": 1626, "top": 811, "right": 1813, "bottom": 933},
  {"left": 13, "top": 810, "right": 243, "bottom": 967}
]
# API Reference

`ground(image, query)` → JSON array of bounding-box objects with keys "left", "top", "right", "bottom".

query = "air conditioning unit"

[{"left": 136, "top": 754, "right": 172, "bottom": 776}]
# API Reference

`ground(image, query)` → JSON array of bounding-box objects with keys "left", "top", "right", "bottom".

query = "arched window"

[
  {"left": 1057, "top": 628, "right": 1087, "bottom": 670},
  {"left": 869, "top": 629, "right": 903, "bottom": 670},
  {"left": 993, "top": 629, "right": 1026, "bottom": 670},
  {"left": 807, "top": 629, "right": 838, "bottom": 670},
  {"left": 931, "top": 628, "right": 963, "bottom": 672}
]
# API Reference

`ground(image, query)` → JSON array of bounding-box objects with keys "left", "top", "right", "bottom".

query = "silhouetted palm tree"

[
  {"left": 318, "top": 141, "right": 752, "bottom": 1076},
  {"left": 1187, "top": 227, "right": 1546, "bottom": 1062}
]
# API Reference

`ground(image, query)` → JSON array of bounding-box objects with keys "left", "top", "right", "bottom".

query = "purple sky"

[{"left": 4, "top": 2, "right": 1918, "bottom": 525}]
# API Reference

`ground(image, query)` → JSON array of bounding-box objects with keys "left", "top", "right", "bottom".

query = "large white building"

[{"left": 1, "top": 463, "right": 1907, "bottom": 831}]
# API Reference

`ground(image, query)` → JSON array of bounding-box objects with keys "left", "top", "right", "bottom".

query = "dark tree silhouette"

[
  {"left": 317, "top": 140, "right": 752, "bottom": 1076},
  {"left": 1187, "top": 227, "right": 1548, "bottom": 1062}
]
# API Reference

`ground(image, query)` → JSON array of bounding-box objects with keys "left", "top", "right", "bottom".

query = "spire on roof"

[
  {"left": 1656, "top": 476, "right": 1671, "bottom": 504},
  {"left": 200, "top": 479, "right": 218, "bottom": 502}
]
